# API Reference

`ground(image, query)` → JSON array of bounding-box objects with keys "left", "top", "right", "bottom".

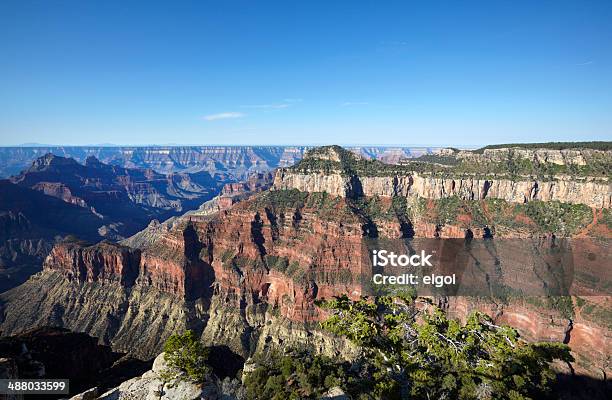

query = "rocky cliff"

[
  {"left": 276, "top": 171, "right": 610, "bottom": 208},
  {"left": 274, "top": 146, "right": 611, "bottom": 208},
  {"left": 43, "top": 241, "right": 141, "bottom": 286},
  {"left": 2, "top": 191, "right": 609, "bottom": 376},
  {"left": 456, "top": 146, "right": 609, "bottom": 166},
  {"left": 1, "top": 144, "right": 610, "bottom": 381}
]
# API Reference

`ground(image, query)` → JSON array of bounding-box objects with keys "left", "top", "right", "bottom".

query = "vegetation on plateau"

[
  {"left": 253, "top": 190, "right": 593, "bottom": 238},
  {"left": 243, "top": 351, "right": 360, "bottom": 400},
  {"left": 429, "top": 152, "right": 611, "bottom": 179},
  {"left": 253, "top": 188, "right": 310, "bottom": 210},
  {"left": 415, "top": 196, "right": 592, "bottom": 236},
  {"left": 244, "top": 294, "right": 573, "bottom": 400},
  {"left": 291, "top": 144, "right": 611, "bottom": 179},
  {"left": 474, "top": 141, "right": 612, "bottom": 152},
  {"left": 291, "top": 145, "right": 451, "bottom": 177},
  {"left": 522, "top": 200, "right": 592, "bottom": 234},
  {"left": 252, "top": 188, "right": 346, "bottom": 218}
]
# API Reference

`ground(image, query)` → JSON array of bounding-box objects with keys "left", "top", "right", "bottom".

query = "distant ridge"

[
  {"left": 0, "top": 145, "right": 441, "bottom": 179},
  {"left": 475, "top": 141, "right": 612, "bottom": 152}
]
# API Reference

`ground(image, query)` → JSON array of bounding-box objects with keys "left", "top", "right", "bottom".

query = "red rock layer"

[
  {"left": 44, "top": 241, "right": 140, "bottom": 286},
  {"left": 41, "top": 190, "right": 611, "bottom": 377}
]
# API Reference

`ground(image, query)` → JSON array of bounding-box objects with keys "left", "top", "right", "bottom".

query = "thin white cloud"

[
  {"left": 202, "top": 112, "right": 245, "bottom": 121},
  {"left": 342, "top": 101, "right": 369, "bottom": 106},
  {"left": 241, "top": 103, "right": 290, "bottom": 109},
  {"left": 241, "top": 98, "right": 302, "bottom": 109},
  {"left": 576, "top": 60, "right": 594, "bottom": 66}
]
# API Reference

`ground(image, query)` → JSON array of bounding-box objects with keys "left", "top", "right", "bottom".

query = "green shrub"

[
  {"left": 257, "top": 189, "right": 309, "bottom": 210},
  {"left": 546, "top": 296, "right": 575, "bottom": 319},
  {"left": 523, "top": 201, "right": 592, "bottom": 235},
  {"left": 162, "top": 330, "right": 211, "bottom": 382},
  {"left": 283, "top": 260, "right": 301, "bottom": 276},
  {"left": 221, "top": 249, "right": 235, "bottom": 263},
  {"left": 243, "top": 350, "right": 362, "bottom": 400},
  {"left": 265, "top": 255, "right": 289, "bottom": 272},
  {"left": 435, "top": 196, "right": 462, "bottom": 225}
]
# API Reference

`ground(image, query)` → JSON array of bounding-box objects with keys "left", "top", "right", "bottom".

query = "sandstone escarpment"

[
  {"left": 0, "top": 191, "right": 369, "bottom": 359},
  {"left": 274, "top": 170, "right": 611, "bottom": 208},
  {"left": 2, "top": 186, "right": 610, "bottom": 377},
  {"left": 0, "top": 269, "right": 356, "bottom": 362},
  {"left": 44, "top": 241, "right": 141, "bottom": 286},
  {"left": 456, "top": 147, "right": 609, "bottom": 166},
  {"left": 274, "top": 145, "right": 611, "bottom": 208},
  {"left": 43, "top": 225, "right": 214, "bottom": 300}
]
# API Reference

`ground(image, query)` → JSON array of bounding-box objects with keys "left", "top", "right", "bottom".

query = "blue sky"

[{"left": 1, "top": 0, "right": 611, "bottom": 146}]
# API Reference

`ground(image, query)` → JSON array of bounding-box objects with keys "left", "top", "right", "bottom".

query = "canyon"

[
  {"left": 0, "top": 146, "right": 441, "bottom": 179},
  {"left": 0, "top": 154, "right": 231, "bottom": 292},
  {"left": 0, "top": 144, "right": 610, "bottom": 397},
  {"left": 10, "top": 153, "right": 226, "bottom": 228}
]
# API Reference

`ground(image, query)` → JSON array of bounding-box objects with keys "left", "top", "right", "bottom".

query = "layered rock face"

[
  {"left": 1, "top": 145, "right": 610, "bottom": 380},
  {"left": 221, "top": 172, "right": 274, "bottom": 196},
  {"left": 43, "top": 241, "right": 141, "bottom": 286},
  {"left": 455, "top": 147, "right": 608, "bottom": 166},
  {"left": 185, "top": 172, "right": 275, "bottom": 216},
  {"left": 2, "top": 188, "right": 609, "bottom": 376},
  {"left": 0, "top": 192, "right": 367, "bottom": 360},
  {"left": 4, "top": 153, "right": 229, "bottom": 246},
  {"left": 43, "top": 226, "right": 214, "bottom": 300},
  {"left": 274, "top": 147, "right": 611, "bottom": 208}
]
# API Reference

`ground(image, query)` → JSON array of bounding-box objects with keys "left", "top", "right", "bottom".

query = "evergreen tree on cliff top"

[{"left": 318, "top": 294, "right": 573, "bottom": 400}]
